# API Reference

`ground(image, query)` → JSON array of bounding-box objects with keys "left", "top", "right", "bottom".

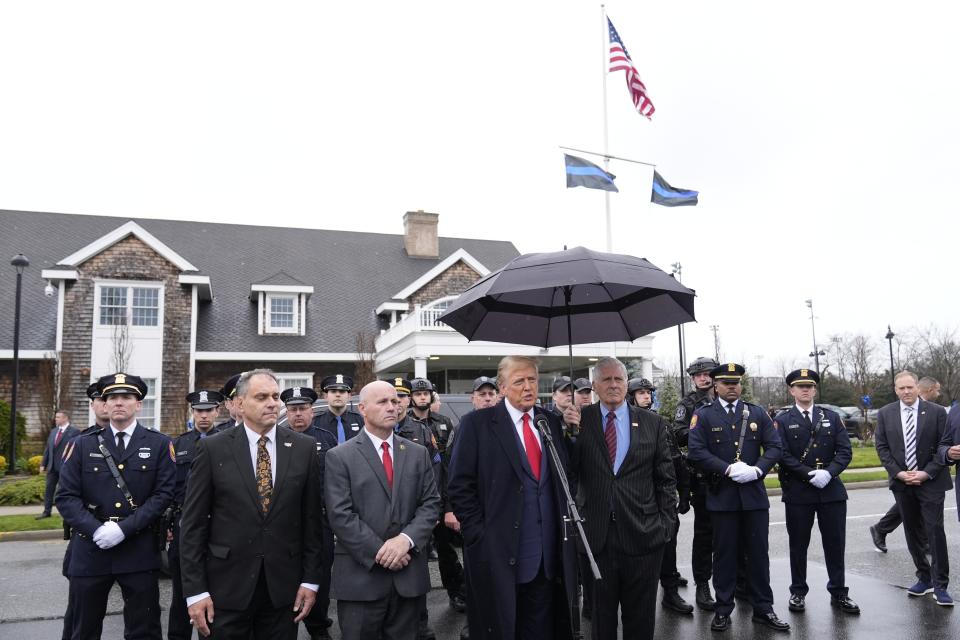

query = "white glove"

[
  {"left": 731, "top": 465, "right": 762, "bottom": 484},
  {"left": 726, "top": 461, "right": 749, "bottom": 478},
  {"left": 93, "top": 521, "right": 126, "bottom": 549},
  {"left": 808, "top": 469, "right": 832, "bottom": 489}
]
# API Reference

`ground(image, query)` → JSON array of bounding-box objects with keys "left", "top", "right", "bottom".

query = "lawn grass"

[
  {"left": 764, "top": 469, "right": 889, "bottom": 490},
  {"left": 848, "top": 445, "right": 881, "bottom": 469},
  {"left": 0, "top": 513, "right": 63, "bottom": 532}
]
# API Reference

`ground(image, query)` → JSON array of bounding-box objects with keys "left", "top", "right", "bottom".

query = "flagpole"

[{"left": 601, "top": 4, "right": 612, "bottom": 252}]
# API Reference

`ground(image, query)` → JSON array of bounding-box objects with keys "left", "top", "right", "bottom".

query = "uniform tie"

[
  {"left": 727, "top": 404, "right": 736, "bottom": 419},
  {"left": 604, "top": 411, "right": 618, "bottom": 469},
  {"left": 336, "top": 415, "right": 346, "bottom": 444},
  {"left": 116, "top": 431, "right": 126, "bottom": 454},
  {"left": 802, "top": 410, "right": 811, "bottom": 425},
  {"left": 381, "top": 441, "right": 394, "bottom": 490},
  {"left": 521, "top": 414, "right": 541, "bottom": 481},
  {"left": 904, "top": 406, "right": 917, "bottom": 471},
  {"left": 256, "top": 435, "right": 273, "bottom": 514}
]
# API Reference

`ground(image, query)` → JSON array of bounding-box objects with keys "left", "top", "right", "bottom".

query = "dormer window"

[{"left": 251, "top": 277, "right": 313, "bottom": 336}]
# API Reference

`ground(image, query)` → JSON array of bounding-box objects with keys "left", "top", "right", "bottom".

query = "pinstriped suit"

[{"left": 571, "top": 403, "right": 677, "bottom": 640}]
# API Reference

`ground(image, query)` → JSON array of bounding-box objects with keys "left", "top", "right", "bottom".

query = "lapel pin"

[
  {"left": 283, "top": 442, "right": 292, "bottom": 447},
  {"left": 399, "top": 444, "right": 406, "bottom": 450},
  {"left": 631, "top": 422, "right": 639, "bottom": 428}
]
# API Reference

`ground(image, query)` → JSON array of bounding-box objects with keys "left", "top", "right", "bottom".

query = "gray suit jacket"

[
  {"left": 875, "top": 399, "right": 952, "bottom": 495},
  {"left": 324, "top": 431, "right": 441, "bottom": 601}
]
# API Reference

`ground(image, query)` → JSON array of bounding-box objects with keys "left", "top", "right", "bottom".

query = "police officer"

[
  {"left": 281, "top": 385, "right": 338, "bottom": 640},
  {"left": 547, "top": 376, "right": 583, "bottom": 439},
  {"left": 59, "top": 383, "right": 112, "bottom": 640},
  {"left": 314, "top": 374, "right": 364, "bottom": 444},
  {"left": 776, "top": 369, "right": 860, "bottom": 614},
  {"left": 168, "top": 389, "right": 223, "bottom": 640},
  {"left": 392, "top": 376, "right": 413, "bottom": 414},
  {"left": 55, "top": 373, "right": 176, "bottom": 640},
  {"left": 396, "top": 378, "right": 445, "bottom": 640},
  {"left": 215, "top": 373, "right": 242, "bottom": 430},
  {"left": 687, "top": 363, "right": 789, "bottom": 632},
  {"left": 672, "top": 356, "right": 719, "bottom": 610},
  {"left": 628, "top": 378, "right": 693, "bottom": 614},
  {"left": 573, "top": 377, "right": 594, "bottom": 408}
]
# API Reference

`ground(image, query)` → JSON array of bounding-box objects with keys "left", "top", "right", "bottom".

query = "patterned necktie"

[
  {"left": 521, "top": 414, "right": 541, "bottom": 481},
  {"left": 904, "top": 406, "right": 917, "bottom": 471},
  {"left": 116, "top": 431, "right": 126, "bottom": 454},
  {"left": 337, "top": 415, "right": 346, "bottom": 444},
  {"left": 256, "top": 435, "right": 273, "bottom": 514},
  {"left": 604, "top": 411, "right": 617, "bottom": 469},
  {"left": 381, "top": 441, "right": 394, "bottom": 490}
]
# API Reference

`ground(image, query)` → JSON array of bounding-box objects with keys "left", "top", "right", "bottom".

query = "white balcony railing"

[{"left": 375, "top": 304, "right": 455, "bottom": 352}]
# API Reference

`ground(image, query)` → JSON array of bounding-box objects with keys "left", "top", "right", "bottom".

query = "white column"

[
  {"left": 641, "top": 357, "right": 653, "bottom": 381},
  {"left": 413, "top": 356, "right": 428, "bottom": 379}
]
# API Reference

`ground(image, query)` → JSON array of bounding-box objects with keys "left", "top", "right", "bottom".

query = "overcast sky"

[{"left": 1, "top": 1, "right": 956, "bottom": 375}]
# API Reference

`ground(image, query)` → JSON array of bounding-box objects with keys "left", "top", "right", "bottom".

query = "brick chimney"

[{"left": 403, "top": 210, "right": 439, "bottom": 258}]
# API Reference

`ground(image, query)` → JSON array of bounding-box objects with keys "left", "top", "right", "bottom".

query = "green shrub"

[
  {"left": 0, "top": 455, "right": 6, "bottom": 475},
  {"left": 0, "top": 476, "right": 45, "bottom": 505},
  {"left": 0, "top": 399, "right": 27, "bottom": 460},
  {"left": 27, "top": 455, "right": 43, "bottom": 475}
]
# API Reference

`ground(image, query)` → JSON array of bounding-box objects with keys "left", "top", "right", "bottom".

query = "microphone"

[{"left": 534, "top": 415, "right": 552, "bottom": 442}]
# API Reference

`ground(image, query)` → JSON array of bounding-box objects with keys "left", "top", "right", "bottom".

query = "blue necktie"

[{"left": 337, "top": 415, "right": 346, "bottom": 444}]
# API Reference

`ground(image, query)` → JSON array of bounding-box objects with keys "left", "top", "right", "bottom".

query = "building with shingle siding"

[{"left": 1, "top": 209, "right": 654, "bottom": 439}]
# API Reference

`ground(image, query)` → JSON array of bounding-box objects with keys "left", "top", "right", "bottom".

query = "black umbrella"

[{"left": 438, "top": 245, "right": 696, "bottom": 359}]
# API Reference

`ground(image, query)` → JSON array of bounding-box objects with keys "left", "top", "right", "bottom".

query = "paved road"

[{"left": 2, "top": 486, "right": 958, "bottom": 639}]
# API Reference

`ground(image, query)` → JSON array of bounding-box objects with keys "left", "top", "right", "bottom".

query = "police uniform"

[
  {"left": 776, "top": 369, "right": 859, "bottom": 614},
  {"left": 686, "top": 363, "right": 788, "bottom": 632},
  {"left": 166, "top": 389, "right": 223, "bottom": 640},
  {"left": 281, "top": 384, "right": 338, "bottom": 640},
  {"left": 60, "top": 383, "right": 104, "bottom": 640},
  {"left": 313, "top": 374, "right": 364, "bottom": 444},
  {"left": 214, "top": 373, "right": 241, "bottom": 430},
  {"left": 55, "top": 373, "right": 176, "bottom": 640},
  {"left": 671, "top": 357, "right": 719, "bottom": 609}
]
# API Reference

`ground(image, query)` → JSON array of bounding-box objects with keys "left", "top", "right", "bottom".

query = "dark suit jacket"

[
  {"left": 447, "top": 402, "right": 575, "bottom": 640},
  {"left": 875, "top": 399, "right": 952, "bottom": 495},
  {"left": 323, "top": 431, "right": 441, "bottom": 601},
  {"left": 939, "top": 408, "right": 960, "bottom": 517},
  {"left": 179, "top": 425, "right": 323, "bottom": 610},
  {"left": 42, "top": 425, "right": 80, "bottom": 473},
  {"left": 776, "top": 405, "right": 851, "bottom": 504},
  {"left": 571, "top": 403, "right": 677, "bottom": 556}
]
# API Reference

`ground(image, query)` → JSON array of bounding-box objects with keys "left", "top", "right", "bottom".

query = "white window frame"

[
  {"left": 138, "top": 377, "right": 161, "bottom": 429},
  {"left": 276, "top": 372, "right": 314, "bottom": 392},
  {"left": 258, "top": 291, "right": 306, "bottom": 336},
  {"left": 94, "top": 281, "right": 164, "bottom": 328}
]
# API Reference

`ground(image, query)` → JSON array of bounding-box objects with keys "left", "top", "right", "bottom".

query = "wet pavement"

[{"left": 1, "top": 485, "right": 957, "bottom": 639}]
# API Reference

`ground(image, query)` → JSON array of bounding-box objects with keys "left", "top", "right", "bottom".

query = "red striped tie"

[
  {"left": 604, "top": 411, "right": 617, "bottom": 468},
  {"left": 521, "top": 414, "right": 541, "bottom": 481}
]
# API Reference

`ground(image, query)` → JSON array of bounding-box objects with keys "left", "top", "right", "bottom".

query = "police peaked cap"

[
  {"left": 785, "top": 368, "right": 820, "bottom": 387},
  {"left": 220, "top": 373, "right": 242, "bottom": 399},
  {"left": 186, "top": 389, "right": 224, "bottom": 410},
  {"left": 280, "top": 386, "right": 319, "bottom": 405},
  {"left": 86, "top": 382, "right": 101, "bottom": 400},
  {"left": 710, "top": 362, "right": 746, "bottom": 381},
  {"left": 321, "top": 374, "right": 354, "bottom": 391},
  {"left": 97, "top": 373, "right": 148, "bottom": 399}
]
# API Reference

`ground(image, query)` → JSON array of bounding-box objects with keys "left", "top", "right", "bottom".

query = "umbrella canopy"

[{"left": 438, "top": 246, "right": 696, "bottom": 348}]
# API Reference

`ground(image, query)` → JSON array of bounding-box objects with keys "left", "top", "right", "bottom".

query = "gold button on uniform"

[
  {"left": 118, "top": 464, "right": 124, "bottom": 470},
  {"left": 141, "top": 465, "right": 147, "bottom": 470},
  {"left": 115, "top": 502, "right": 122, "bottom": 508},
  {"left": 93, "top": 467, "right": 98, "bottom": 472}
]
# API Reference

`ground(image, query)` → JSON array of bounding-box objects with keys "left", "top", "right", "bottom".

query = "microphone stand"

[{"left": 535, "top": 416, "right": 601, "bottom": 581}]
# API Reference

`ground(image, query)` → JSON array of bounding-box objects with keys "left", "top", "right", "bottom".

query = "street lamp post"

[
  {"left": 7, "top": 254, "right": 28, "bottom": 474},
  {"left": 885, "top": 325, "right": 896, "bottom": 392},
  {"left": 805, "top": 299, "right": 822, "bottom": 376}
]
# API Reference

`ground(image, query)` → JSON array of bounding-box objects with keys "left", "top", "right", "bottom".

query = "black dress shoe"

[
  {"left": 831, "top": 595, "right": 861, "bottom": 614},
  {"left": 869, "top": 525, "right": 887, "bottom": 553},
  {"left": 449, "top": 593, "right": 467, "bottom": 612},
  {"left": 696, "top": 582, "right": 716, "bottom": 611},
  {"left": 788, "top": 593, "right": 805, "bottom": 612},
  {"left": 661, "top": 589, "right": 694, "bottom": 614},
  {"left": 35, "top": 513, "right": 51, "bottom": 520},
  {"left": 752, "top": 611, "right": 790, "bottom": 632},
  {"left": 710, "top": 613, "right": 731, "bottom": 631}
]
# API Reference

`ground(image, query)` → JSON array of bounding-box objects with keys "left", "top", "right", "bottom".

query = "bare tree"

[
  {"left": 111, "top": 322, "right": 133, "bottom": 373},
  {"left": 353, "top": 331, "right": 377, "bottom": 389},
  {"left": 913, "top": 326, "right": 960, "bottom": 403},
  {"left": 36, "top": 351, "right": 76, "bottom": 439}
]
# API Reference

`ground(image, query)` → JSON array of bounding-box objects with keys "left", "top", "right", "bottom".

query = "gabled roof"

[
  {"left": 390, "top": 248, "right": 489, "bottom": 302},
  {"left": 56, "top": 220, "right": 198, "bottom": 271},
  {"left": 0, "top": 209, "right": 520, "bottom": 354}
]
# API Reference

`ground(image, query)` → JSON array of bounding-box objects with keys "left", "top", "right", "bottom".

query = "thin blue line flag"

[
  {"left": 564, "top": 154, "right": 618, "bottom": 192},
  {"left": 651, "top": 170, "right": 698, "bottom": 207}
]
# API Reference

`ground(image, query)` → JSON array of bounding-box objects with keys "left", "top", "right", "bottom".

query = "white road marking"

[{"left": 769, "top": 506, "right": 956, "bottom": 526}]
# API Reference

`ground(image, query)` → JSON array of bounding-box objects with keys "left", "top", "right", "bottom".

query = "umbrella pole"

[{"left": 564, "top": 286, "right": 575, "bottom": 381}]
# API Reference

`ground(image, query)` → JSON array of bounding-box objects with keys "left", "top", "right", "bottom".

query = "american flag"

[{"left": 608, "top": 18, "right": 655, "bottom": 119}]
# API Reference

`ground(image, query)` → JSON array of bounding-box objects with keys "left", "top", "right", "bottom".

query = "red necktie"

[
  {"left": 521, "top": 414, "right": 541, "bottom": 481},
  {"left": 54, "top": 429, "right": 63, "bottom": 446},
  {"left": 604, "top": 411, "right": 617, "bottom": 468},
  {"left": 381, "top": 442, "right": 394, "bottom": 490}
]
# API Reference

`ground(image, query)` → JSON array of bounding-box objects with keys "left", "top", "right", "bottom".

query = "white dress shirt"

[
  {"left": 186, "top": 423, "right": 316, "bottom": 607},
  {"left": 503, "top": 400, "right": 541, "bottom": 453},
  {"left": 109, "top": 422, "right": 137, "bottom": 448}
]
